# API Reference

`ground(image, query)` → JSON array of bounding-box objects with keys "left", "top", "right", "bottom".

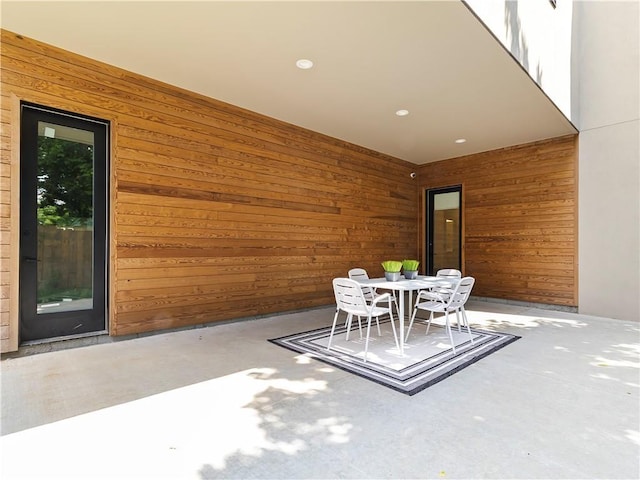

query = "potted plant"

[
  {"left": 402, "top": 259, "right": 420, "bottom": 279},
  {"left": 381, "top": 260, "right": 402, "bottom": 281}
]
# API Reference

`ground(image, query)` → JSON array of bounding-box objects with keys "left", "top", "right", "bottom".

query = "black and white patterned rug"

[{"left": 269, "top": 318, "right": 520, "bottom": 395}]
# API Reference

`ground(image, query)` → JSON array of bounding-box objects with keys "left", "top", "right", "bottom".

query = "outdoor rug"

[{"left": 269, "top": 318, "right": 520, "bottom": 395}]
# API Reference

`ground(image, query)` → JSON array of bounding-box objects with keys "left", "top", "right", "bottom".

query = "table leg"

[
  {"left": 398, "top": 289, "right": 405, "bottom": 355},
  {"left": 409, "top": 290, "right": 414, "bottom": 317}
]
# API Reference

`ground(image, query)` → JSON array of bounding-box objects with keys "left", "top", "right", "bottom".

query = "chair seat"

[
  {"left": 342, "top": 305, "right": 390, "bottom": 318},
  {"left": 414, "top": 299, "right": 447, "bottom": 313}
]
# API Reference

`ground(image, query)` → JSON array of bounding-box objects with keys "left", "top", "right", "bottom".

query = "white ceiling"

[{"left": 1, "top": 0, "right": 577, "bottom": 165}]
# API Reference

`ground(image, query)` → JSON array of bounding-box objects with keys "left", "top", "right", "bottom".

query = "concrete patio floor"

[{"left": 1, "top": 300, "right": 639, "bottom": 479}]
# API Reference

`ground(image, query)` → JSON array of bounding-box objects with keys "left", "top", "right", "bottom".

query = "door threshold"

[
  {"left": 11, "top": 331, "right": 109, "bottom": 357},
  {"left": 21, "top": 330, "right": 108, "bottom": 346}
]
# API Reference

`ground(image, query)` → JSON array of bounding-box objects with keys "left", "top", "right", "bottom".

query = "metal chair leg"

[
  {"left": 445, "top": 311, "right": 456, "bottom": 354},
  {"left": 327, "top": 309, "right": 340, "bottom": 350}
]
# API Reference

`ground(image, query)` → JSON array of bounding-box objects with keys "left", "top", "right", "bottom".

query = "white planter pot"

[
  {"left": 404, "top": 270, "right": 418, "bottom": 280},
  {"left": 384, "top": 271, "right": 401, "bottom": 281}
]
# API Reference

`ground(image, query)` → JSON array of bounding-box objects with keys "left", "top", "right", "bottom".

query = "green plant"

[
  {"left": 37, "top": 287, "right": 93, "bottom": 304},
  {"left": 381, "top": 260, "right": 402, "bottom": 273},
  {"left": 402, "top": 259, "right": 420, "bottom": 271}
]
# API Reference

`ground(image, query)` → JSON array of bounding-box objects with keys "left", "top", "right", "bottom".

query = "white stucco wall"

[
  {"left": 465, "top": 0, "right": 640, "bottom": 321},
  {"left": 464, "top": 0, "right": 574, "bottom": 120},
  {"left": 578, "top": 122, "right": 639, "bottom": 320},
  {"left": 575, "top": 0, "right": 639, "bottom": 321}
]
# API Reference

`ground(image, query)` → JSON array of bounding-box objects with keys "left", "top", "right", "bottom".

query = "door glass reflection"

[
  {"left": 432, "top": 191, "right": 460, "bottom": 273},
  {"left": 36, "top": 121, "right": 94, "bottom": 314}
]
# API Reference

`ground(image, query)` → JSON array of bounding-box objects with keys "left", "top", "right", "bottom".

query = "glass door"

[
  {"left": 426, "top": 186, "right": 461, "bottom": 276},
  {"left": 19, "top": 104, "right": 108, "bottom": 342}
]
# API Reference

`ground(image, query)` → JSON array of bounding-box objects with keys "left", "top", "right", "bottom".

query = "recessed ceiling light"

[
  {"left": 455, "top": 138, "right": 467, "bottom": 144},
  {"left": 395, "top": 109, "right": 409, "bottom": 117},
  {"left": 296, "top": 59, "right": 314, "bottom": 69}
]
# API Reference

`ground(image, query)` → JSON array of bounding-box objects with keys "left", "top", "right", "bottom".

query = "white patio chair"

[
  {"left": 435, "top": 268, "right": 466, "bottom": 331},
  {"left": 328, "top": 277, "right": 399, "bottom": 362},
  {"left": 436, "top": 268, "right": 462, "bottom": 279},
  {"left": 405, "top": 276, "right": 475, "bottom": 354},
  {"left": 348, "top": 267, "right": 399, "bottom": 318}
]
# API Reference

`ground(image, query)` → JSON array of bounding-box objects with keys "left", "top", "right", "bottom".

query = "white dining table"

[{"left": 355, "top": 275, "right": 458, "bottom": 355}]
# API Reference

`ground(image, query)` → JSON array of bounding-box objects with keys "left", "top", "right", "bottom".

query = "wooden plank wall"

[
  {"left": 0, "top": 29, "right": 418, "bottom": 348},
  {"left": 0, "top": 96, "right": 10, "bottom": 348},
  {"left": 417, "top": 135, "right": 578, "bottom": 306}
]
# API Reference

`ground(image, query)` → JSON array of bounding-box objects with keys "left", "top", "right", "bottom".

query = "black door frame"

[
  {"left": 425, "top": 185, "right": 462, "bottom": 276},
  {"left": 19, "top": 102, "right": 109, "bottom": 342}
]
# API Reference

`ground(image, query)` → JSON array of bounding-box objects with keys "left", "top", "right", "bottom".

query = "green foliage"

[
  {"left": 402, "top": 259, "right": 420, "bottom": 271},
  {"left": 37, "top": 205, "right": 91, "bottom": 227},
  {"left": 38, "top": 287, "right": 93, "bottom": 304},
  {"left": 37, "top": 136, "right": 93, "bottom": 226},
  {"left": 381, "top": 260, "right": 402, "bottom": 272}
]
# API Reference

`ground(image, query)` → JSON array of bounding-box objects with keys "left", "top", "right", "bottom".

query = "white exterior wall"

[
  {"left": 575, "top": 1, "right": 639, "bottom": 321},
  {"left": 464, "top": 0, "right": 574, "bottom": 120},
  {"left": 466, "top": 0, "right": 640, "bottom": 321}
]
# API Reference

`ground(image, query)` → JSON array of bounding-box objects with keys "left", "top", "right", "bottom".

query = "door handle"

[{"left": 23, "top": 257, "right": 38, "bottom": 263}]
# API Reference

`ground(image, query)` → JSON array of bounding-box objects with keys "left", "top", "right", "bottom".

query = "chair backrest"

[
  {"left": 436, "top": 268, "right": 462, "bottom": 278},
  {"left": 348, "top": 268, "right": 369, "bottom": 281},
  {"left": 447, "top": 276, "right": 475, "bottom": 310},
  {"left": 333, "top": 277, "right": 369, "bottom": 315},
  {"left": 348, "top": 268, "right": 375, "bottom": 301}
]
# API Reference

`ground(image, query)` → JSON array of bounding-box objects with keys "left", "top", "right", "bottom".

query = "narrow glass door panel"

[
  {"left": 426, "top": 186, "right": 461, "bottom": 275},
  {"left": 36, "top": 122, "right": 94, "bottom": 315},
  {"left": 20, "top": 104, "right": 108, "bottom": 342}
]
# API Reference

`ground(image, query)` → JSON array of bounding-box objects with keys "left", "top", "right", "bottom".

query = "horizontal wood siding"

[
  {"left": 418, "top": 136, "right": 578, "bottom": 306},
  {"left": 0, "top": 95, "right": 11, "bottom": 351},
  {"left": 0, "top": 29, "right": 418, "bottom": 344}
]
